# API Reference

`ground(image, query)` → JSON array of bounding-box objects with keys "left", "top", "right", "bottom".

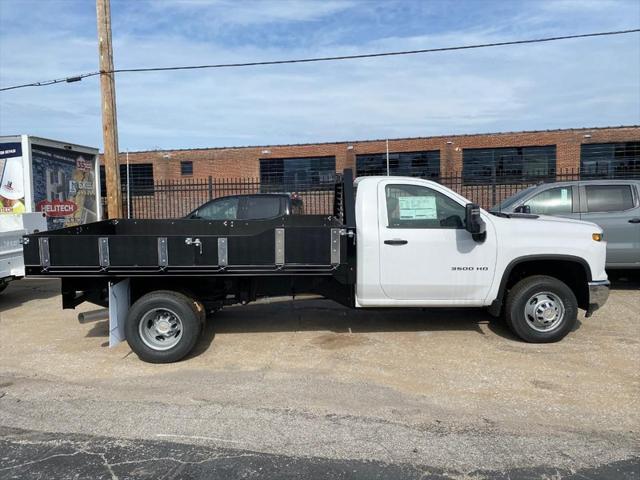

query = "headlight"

[{"left": 592, "top": 233, "right": 603, "bottom": 242}]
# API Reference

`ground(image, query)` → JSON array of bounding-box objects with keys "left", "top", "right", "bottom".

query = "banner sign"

[
  {"left": 31, "top": 144, "right": 98, "bottom": 230},
  {"left": 0, "top": 142, "right": 25, "bottom": 215}
]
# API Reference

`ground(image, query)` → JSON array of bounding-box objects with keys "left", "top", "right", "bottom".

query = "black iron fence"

[
  {"left": 109, "top": 177, "right": 338, "bottom": 219},
  {"left": 103, "top": 168, "right": 639, "bottom": 219}
]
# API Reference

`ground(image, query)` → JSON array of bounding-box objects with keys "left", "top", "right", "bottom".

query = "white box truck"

[
  {"left": 0, "top": 213, "right": 47, "bottom": 292},
  {"left": 0, "top": 135, "right": 102, "bottom": 291}
]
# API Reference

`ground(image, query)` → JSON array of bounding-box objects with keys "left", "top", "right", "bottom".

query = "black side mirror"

[
  {"left": 514, "top": 204, "right": 531, "bottom": 214},
  {"left": 465, "top": 203, "right": 486, "bottom": 242}
]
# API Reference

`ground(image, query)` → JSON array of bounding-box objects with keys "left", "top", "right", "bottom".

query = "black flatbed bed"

[
  {"left": 22, "top": 170, "right": 357, "bottom": 310},
  {"left": 24, "top": 215, "right": 346, "bottom": 277}
]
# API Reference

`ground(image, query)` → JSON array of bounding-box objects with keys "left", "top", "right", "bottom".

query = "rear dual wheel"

[{"left": 125, "top": 290, "right": 205, "bottom": 363}]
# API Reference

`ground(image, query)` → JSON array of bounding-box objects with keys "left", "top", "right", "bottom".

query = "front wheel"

[
  {"left": 505, "top": 275, "right": 578, "bottom": 343},
  {"left": 125, "top": 290, "right": 203, "bottom": 363}
]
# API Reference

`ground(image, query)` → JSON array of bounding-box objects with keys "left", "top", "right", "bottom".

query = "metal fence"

[
  {"left": 104, "top": 168, "right": 639, "bottom": 219},
  {"left": 110, "top": 177, "right": 338, "bottom": 219}
]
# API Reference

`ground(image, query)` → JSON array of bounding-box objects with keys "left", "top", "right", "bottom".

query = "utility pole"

[
  {"left": 386, "top": 139, "right": 390, "bottom": 175},
  {"left": 96, "top": 0, "right": 122, "bottom": 218}
]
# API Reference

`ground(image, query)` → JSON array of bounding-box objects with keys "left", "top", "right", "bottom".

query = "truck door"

[
  {"left": 579, "top": 183, "right": 640, "bottom": 267},
  {"left": 378, "top": 182, "right": 497, "bottom": 302}
]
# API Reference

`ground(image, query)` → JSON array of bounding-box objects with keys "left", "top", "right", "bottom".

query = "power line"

[
  {"left": 0, "top": 72, "right": 100, "bottom": 92},
  {"left": 1, "top": 28, "right": 639, "bottom": 92}
]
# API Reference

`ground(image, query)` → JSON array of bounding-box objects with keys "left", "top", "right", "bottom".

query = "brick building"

[{"left": 107, "top": 125, "right": 640, "bottom": 189}]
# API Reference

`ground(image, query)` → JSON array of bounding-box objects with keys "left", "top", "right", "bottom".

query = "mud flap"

[{"left": 108, "top": 279, "right": 130, "bottom": 347}]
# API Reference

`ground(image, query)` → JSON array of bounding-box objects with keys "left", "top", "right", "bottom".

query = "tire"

[
  {"left": 125, "top": 290, "right": 203, "bottom": 363},
  {"left": 505, "top": 275, "right": 578, "bottom": 343}
]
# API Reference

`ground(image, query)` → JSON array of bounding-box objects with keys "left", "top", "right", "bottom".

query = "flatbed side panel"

[
  {"left": 285, "top": 227, "right": 332, "bottom": 264},
  {"left": 23, "top": 214, "right": 349, "bottom": 276},
  {"left": 25, "top": 220, "right": 117, "bottom": 236},
  {"left": 24, "top": 215, "right": 341, "bottom": 238},
  {"left": 228, "top": 229, "right": 275, "bottom": 265},
  {"left": 49, "top": 236, "right": 100, "bottom": 266},
  {"left": 22, "top": 237, "right": 41, "bottom": 266},
  {"left": 167, "top": 237, "right": 197, "bottom": 266},
  {"left": 109, "top": 237, "right": 159, "bottom": 266}
]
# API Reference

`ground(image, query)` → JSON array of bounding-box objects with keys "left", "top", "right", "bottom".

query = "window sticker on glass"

[
  {"left": 560, "top": 188, "right": 568, "bottom": 201},
  {"left": 398, "top": 196, "right": 437, "bottom": 219}
]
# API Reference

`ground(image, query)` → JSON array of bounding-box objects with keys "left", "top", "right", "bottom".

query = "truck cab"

[{"left": 354, "top": 176, "right": 609, "bottom": 340}]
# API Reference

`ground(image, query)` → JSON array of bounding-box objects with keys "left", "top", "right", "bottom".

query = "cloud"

[
  {"left": 538, "top": 0, "right": 632, "bottom": 12},
  {"left": 1, "top": 0, "right": 639, "bottom": 151},
  {"left": 147, "top": 0, "right": 356, "bottom": 25}
]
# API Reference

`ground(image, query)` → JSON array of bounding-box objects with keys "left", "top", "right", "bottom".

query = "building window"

[
  {"left": 100, "top": 163, "right": 154, "bottom": 196},
  {"left": 260, "top": 156, "right": 336, "bottom": 191},
  {"left": 180, "top": 161, "right": 193, "bottom": 176},
  {"left": 580, "top": 142, "right": 640, "bottom": 179},
  {"left": 356, "top": 151, "right": 440, "bottom": 178},
  {"left": 462, "top": 146, "right": 556, "bottom": 184}
]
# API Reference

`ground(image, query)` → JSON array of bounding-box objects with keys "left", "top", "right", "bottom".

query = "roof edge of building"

[{"left": 121, "top": 125, "right": 640, "bottom": 155}]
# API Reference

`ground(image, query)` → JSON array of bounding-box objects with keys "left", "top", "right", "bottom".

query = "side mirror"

[
  {"left": 514, "top": 204, "right": 531, "bottom": 214},
  {"left": 465, "top": 203, "right": 486, "bottom": 242}
]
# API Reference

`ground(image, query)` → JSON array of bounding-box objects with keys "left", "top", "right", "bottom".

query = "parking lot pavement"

[{"left": 0, "top": 279, "right": 638, "bottom": 479}]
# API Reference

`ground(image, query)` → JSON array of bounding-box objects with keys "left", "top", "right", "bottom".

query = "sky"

[{"left": 0, "top": 0, "right": 639, "bottom": 152}]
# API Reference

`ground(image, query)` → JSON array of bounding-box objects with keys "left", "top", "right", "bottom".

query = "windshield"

[{"left": 491, "top": 186, "right": 536, "bottom": 211}]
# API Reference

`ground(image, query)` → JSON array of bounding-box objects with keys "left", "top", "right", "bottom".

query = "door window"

[
  {"left": 239, "top": 196, "right": 284, "bottom": 219},
  {"left": 585, "top": 185, "right": 634, "bottom": 213},
  {"left": 524, "top": 187, "right": 573, "bottom": 215},
  {"left": 195, "top": 197, "right": 239, "bottom": 220},
  {"left": 386, "top": 184, "right": 465, "bottom": 229}
]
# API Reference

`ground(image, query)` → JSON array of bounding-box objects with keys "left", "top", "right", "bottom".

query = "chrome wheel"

[
  {"left": 138, "top": 308, "right": 183, "bottom": 351},
  {"left": 524, "top": 291, "right": 565, "bottom": 332}
]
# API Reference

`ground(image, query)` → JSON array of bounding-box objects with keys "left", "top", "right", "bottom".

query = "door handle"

[
  {"left": 629, "top": 218, "right": 640, "bottom": 224},
  {"left": 185, "top": 237, "right": 203, "bottom": 254},
  {"left": 384, "top": 239, "right": 408, "bottom": 245}
]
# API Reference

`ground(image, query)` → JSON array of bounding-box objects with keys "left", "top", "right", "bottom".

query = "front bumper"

[{"left": 586, "top": 280, "right": 610, "bottom": 317}]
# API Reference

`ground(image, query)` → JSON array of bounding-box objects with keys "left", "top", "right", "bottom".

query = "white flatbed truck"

[{"left": 23, "top": 170, "right": 610, "bottom": 363}]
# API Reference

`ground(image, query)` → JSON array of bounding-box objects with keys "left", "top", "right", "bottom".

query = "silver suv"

[{"left": 493, "top": 179, "right": 640, "bottom": 269}]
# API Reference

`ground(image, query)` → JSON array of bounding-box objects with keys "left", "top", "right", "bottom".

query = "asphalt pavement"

[{"left": 0, "top": 278, "right": 638, "bottom": 479}]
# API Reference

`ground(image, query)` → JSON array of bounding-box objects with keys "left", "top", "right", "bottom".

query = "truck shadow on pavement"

[
  {"left": 191, "top": 298, "right": 526, "bottom": 355},
  {"left": 608, "top": 270, "right": 640, "bottom": 290},
  {"left": 188, "top": 298, "right": 587, "bottom": 359},
  {"left": 0, "top": 279, "right": 60, "bottom": 312},
  {"left": 189, "top": 298, "right": 591, "bottom": 359},
  {"left": 82, "top": 295, "right": 594, "bottom": 359},
  {"left": 81, "top": 298, "right": 511, "bottom": 358}
]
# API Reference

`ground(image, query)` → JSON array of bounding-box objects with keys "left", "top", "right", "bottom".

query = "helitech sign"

[{"left": 36, "top": 199, "right": 78, "bottom": 217}]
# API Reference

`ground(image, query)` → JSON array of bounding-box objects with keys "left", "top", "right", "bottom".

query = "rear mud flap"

[{"left": 108, "top": 279, "right": 130, "bottom": 347}]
